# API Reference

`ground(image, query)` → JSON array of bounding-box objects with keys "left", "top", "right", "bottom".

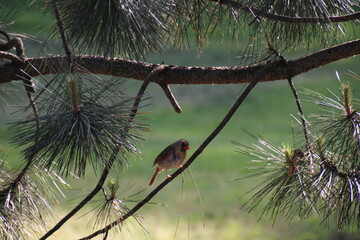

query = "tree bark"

[{"left": 1, "top": 38, "right": 359, "bottom": 86}]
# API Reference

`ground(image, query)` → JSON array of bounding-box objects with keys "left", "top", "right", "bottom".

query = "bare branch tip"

[{"left": 160, "top": 83, "right": 182, "bottom": 113}]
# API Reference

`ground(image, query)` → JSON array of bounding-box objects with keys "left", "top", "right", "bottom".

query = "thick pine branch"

[{"left": 1, "top": 39, "right": 359, "bottom": 86}]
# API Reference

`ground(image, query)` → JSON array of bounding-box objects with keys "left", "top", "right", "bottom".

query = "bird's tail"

[{"left": 149, "top": 168, "right": 159, "bottom": 186}]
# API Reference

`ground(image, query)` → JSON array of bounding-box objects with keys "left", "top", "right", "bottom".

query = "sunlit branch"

[{"left": 1, "top": 39, "right": 359, "bottom": 86}]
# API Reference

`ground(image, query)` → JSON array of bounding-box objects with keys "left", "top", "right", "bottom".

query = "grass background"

[{"left": 1, "top": 3, "right": 360, "bottom": 240}]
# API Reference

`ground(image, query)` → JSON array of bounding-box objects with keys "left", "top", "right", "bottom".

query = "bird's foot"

[
  {"left": 167, "top": 175, "right": 172, "bottom": 179},
  {"left": 178, "top": 165, "right": 183, "bottom": 168}
]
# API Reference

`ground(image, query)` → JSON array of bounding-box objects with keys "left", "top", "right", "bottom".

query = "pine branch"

[
  {"left": 321, "top": 159, "right": 360, "bottom": 180},
  {"left": 0, "top": 30, "right": 35, "bottom": 93},
  {"left": 287, "top": 78, "right": 311, "bottom": 152},
  {"left": 0, "top": 70, "right": 39, "bottom": 209},
  {"left": 0, "top": 51, "right": 23, "bottom": 64},
  {"left": 263, "top": 36, "right": 312, "bottom": 165},
  {"left": 0, "top": 31, "right": 25, "bottom": 59},
  {"left": 159, "top": 83, "right": 182, "bottom": 113},
  {"left": 39, "top": 150, "right": 119, "bottom": 240},
  {"left": 0, "top": 159, "right": 32, "bottom": 199},
  {"left": 1, "top": 38, "right": 360, "bottom": 86},
  {"left": 51, "top": 1, "right": 73, "bottom": 71}
]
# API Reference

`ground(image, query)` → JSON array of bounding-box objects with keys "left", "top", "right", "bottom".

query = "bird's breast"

[{"left": 157, "top": 151, "right": 186, "bottom": 170}]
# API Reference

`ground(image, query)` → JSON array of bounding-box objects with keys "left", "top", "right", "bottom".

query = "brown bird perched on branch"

[{"left": 149, "top": 139, "right": 190, "bottom": 186}]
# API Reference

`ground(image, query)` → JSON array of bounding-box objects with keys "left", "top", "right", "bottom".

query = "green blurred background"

[{"left": 1, "top": 5, "right": 359, "bottom": 240}]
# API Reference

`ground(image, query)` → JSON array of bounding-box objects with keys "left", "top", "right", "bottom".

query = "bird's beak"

[{"left": 184, "top": 146, "right": 190, "bottom": 150}]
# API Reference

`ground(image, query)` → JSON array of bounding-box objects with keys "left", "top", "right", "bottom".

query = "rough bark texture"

[{"left": 0, "top": 39, "right": 359, "bottom": 86}]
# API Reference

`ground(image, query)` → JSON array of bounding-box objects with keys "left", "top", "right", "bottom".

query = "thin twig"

[
  {"left": 0, "top": 64, "right": 39, "bottom": 202},
  {"left": 0, "top": 36, "right": 25, "bottom": 59},
  {"left": 0, "top": 159, "right": 32, "bottom": 199},
  {"left": 80, "top": 65, "right": 265, "bottom": 240},
  {"left": 0, "top": 30, "right": 10, "bottom": 41},
  {"left": 103, "top": 230, "right": 108, "bottom": 240},
  {"left": 22, "top": 75, "right": 36, "bottom": 93},
  {"left": 52, "top": 1, "right": 73, "bottom": 71},
  {"left": 8, "top": 34, "right": 34, "bottom": 96},
  {"left": 159, "top": 83, "right": 182, "bottom": 113},
  {"left": 40, "top": 65, "right": 162, "bottom": 240},
  {"left": 130, "top": 65, "right": 165, "bottom": 119},
  {"left": 0, "top": 80, "right": 39, "bottom": 206},
  {"left": 0, "top": 30, "right": 35, "bottom": 93},
  {"left": 0, "top": 51, "right": 23, "bottom": 64},
  {"left": 9, "top": 77, "right": 40, "bottom": 179},
  {"left": 287, "top": 78, "right": 311, "bottom": 152},
  {"left": 39, "top": 150, "right": 120, "bottom": 240},
  {"left": 265, "top": 38, "right": 311, "bottom": 152}
]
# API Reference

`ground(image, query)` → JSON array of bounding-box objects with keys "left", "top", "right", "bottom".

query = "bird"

[{"left": 149, "top": 139, "right": 190, "bottom": 186}]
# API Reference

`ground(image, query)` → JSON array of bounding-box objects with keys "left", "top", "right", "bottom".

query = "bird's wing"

[{"left": 152, "top": 144, "right": 176, "bottom": 167}]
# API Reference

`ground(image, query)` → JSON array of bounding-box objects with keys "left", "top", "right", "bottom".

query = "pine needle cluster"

[
  {"left": 10, "top": 73, "right": 147, "bottom": 177},
  {"left": 89, "top": 179, "right": 146, "bottom": 235},
  {"left": 48, "top": 0, "right": 173, "bottom": 59},
  {"left": 234, "top": 81, "right": 360, "bottom": 229},
  {"left": 0, "top": 158, "right": 66, "bottom": 239}
]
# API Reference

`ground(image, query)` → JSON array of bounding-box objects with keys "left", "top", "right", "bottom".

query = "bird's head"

[{"left": 180, "top": 139, "right": 189, "bottom": 151}]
